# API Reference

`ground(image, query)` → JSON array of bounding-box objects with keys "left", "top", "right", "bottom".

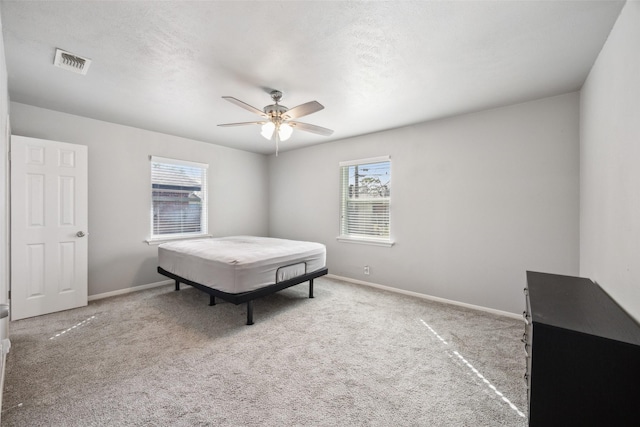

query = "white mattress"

[{"left": 158, "top": 236, "right": 326, "bottom": 294}]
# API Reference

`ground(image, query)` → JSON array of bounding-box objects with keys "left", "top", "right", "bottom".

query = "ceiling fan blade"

[
  {"left": 282, "top": 101, "right": 324, "bottom": 120},
  {"left": 222, "top": 96, "right": 268, "bottom": 118},
  {"left": 217, "top": 121, "right": 265, "bottom": 127},
  {"left": 289, "top": 121, "right": 334, "bottom": 136}
]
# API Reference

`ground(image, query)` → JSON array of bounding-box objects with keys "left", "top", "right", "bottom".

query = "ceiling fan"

[{"left": 218, "top": 90, "right": 333, "bottom": 155}]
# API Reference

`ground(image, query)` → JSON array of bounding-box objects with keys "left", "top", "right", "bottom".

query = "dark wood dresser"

[{"left": 524, "top": 271, "right": 640, "bottom": 426}]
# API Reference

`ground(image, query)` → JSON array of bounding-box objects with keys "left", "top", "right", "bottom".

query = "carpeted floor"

[{"left": 2, "top": 277, "right": 528, "bottom": 426}]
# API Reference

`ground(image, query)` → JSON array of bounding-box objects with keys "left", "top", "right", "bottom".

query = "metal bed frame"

[{"left": 157, "top": 264, "right": 328, "bottom": 325}]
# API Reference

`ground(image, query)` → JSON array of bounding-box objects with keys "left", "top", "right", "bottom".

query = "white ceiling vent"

[{"left": 54, "top": 48, "right": 91, "bottom": 75}]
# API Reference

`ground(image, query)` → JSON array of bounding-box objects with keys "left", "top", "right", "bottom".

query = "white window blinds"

[
  {"left": 339, "top": 156, "right": 391, "bottom": 244},
  {"left": 150, "top": 156, "right": 208, "bottom": 239}
]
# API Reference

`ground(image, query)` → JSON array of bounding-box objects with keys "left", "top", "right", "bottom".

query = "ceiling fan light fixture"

[
  {"left": 261, "top": 121, "right": 275, "bottom": 139},
  {"left": 279, "top": 123, "right": 293, "bottom": 141},
  {"left": 260, "top": 121, "right": 293, "bottom": 141}
]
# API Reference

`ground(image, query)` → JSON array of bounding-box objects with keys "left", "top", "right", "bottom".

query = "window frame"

[
  {"left": 337, "top": 156, "right": 394, "bottom": 247},
  {"left": 146, "top": 155, "right": 210, "bottom": 245}
]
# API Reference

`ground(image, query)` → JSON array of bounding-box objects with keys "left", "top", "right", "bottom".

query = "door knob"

[{"left": 76, "top": 231, "right": 86, "bottom": 238}]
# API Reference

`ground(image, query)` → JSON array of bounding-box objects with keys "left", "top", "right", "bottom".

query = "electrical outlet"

[{"left": 364, "top": 265, "right": 370, "bottom": 275}]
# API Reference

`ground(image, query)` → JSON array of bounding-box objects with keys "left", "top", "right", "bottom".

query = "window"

[
  {"left": 338, "top": 156, "right": 392, "bottom": 246},
  {"left": 149, "top": 156, "right": 208, "bottom": 241}
]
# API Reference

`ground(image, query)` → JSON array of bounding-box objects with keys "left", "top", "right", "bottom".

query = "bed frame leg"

[
  {"left": 174, "top": 280, "right": 180, "bottom": 291},
  {"left": 246, "top": 300, "right": 254, "bottom": 326},
  {"left": 309, "top": 279, "right": 314, "bottom": 298},
  {"left": 209, "top": 295, "right": 216, "bottom": 306}
]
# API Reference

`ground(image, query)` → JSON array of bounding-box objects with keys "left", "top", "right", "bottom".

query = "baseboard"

[
  {"left": 326, "top": 274, "right": 522, "bottom": 321},
  {"left": 88, "top": 276, "right": 522, "bottom": 320},
  {"left": 88, "top": 280, "right": 173, "bottom": 302}
]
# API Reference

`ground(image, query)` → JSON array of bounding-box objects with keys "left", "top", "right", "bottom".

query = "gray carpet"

[{"left": 2, "top": 277, "right": 528, "bottom": 426}]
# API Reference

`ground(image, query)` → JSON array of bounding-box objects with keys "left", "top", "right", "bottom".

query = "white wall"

[
  {"left": 270, "top": 93, "right": 580, "bottom": 315},
  {"left": 7, "top": 93, "right": 581, "bottom": 315},
  {"left": 580, "top": 2, "right": 640, "bottom": 321},
  {"left": 0, "top": 5, "right": 9, "bottom": 307},
  {"left": 9, "top": 102, "right": 269, "bottom": 296},
  {"left": 0, "top": 10, "right": 11, "bottom": 417}
]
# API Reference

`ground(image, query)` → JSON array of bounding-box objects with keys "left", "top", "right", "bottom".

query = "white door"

[{"left": 10, "top": 135, "right": 88, "bottom": 320}]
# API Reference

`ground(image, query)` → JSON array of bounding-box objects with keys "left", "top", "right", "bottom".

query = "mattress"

[{"left": 158, "top": 236, "right": 326, "bottom": 294}]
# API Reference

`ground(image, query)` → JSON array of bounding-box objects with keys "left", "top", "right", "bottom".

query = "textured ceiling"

[{"left": 0, "top": 1, "right": 625, "bottom": 154}]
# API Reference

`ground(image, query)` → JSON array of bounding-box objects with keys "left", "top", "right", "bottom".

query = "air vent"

[{"left": 53, "top": 48, "right": 91, "bottom": 75}]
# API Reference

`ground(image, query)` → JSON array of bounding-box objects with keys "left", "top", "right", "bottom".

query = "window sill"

[
  {"left": 336, "top": 236, "right": 395, "bottom": 247},
  {"left": 145, "top": 234, "right": 212, "bottom": 246}
]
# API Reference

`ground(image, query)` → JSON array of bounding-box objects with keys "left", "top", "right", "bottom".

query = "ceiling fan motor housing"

[{"left": 264, "top": 104, "right": 288, "bottom": 119}]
